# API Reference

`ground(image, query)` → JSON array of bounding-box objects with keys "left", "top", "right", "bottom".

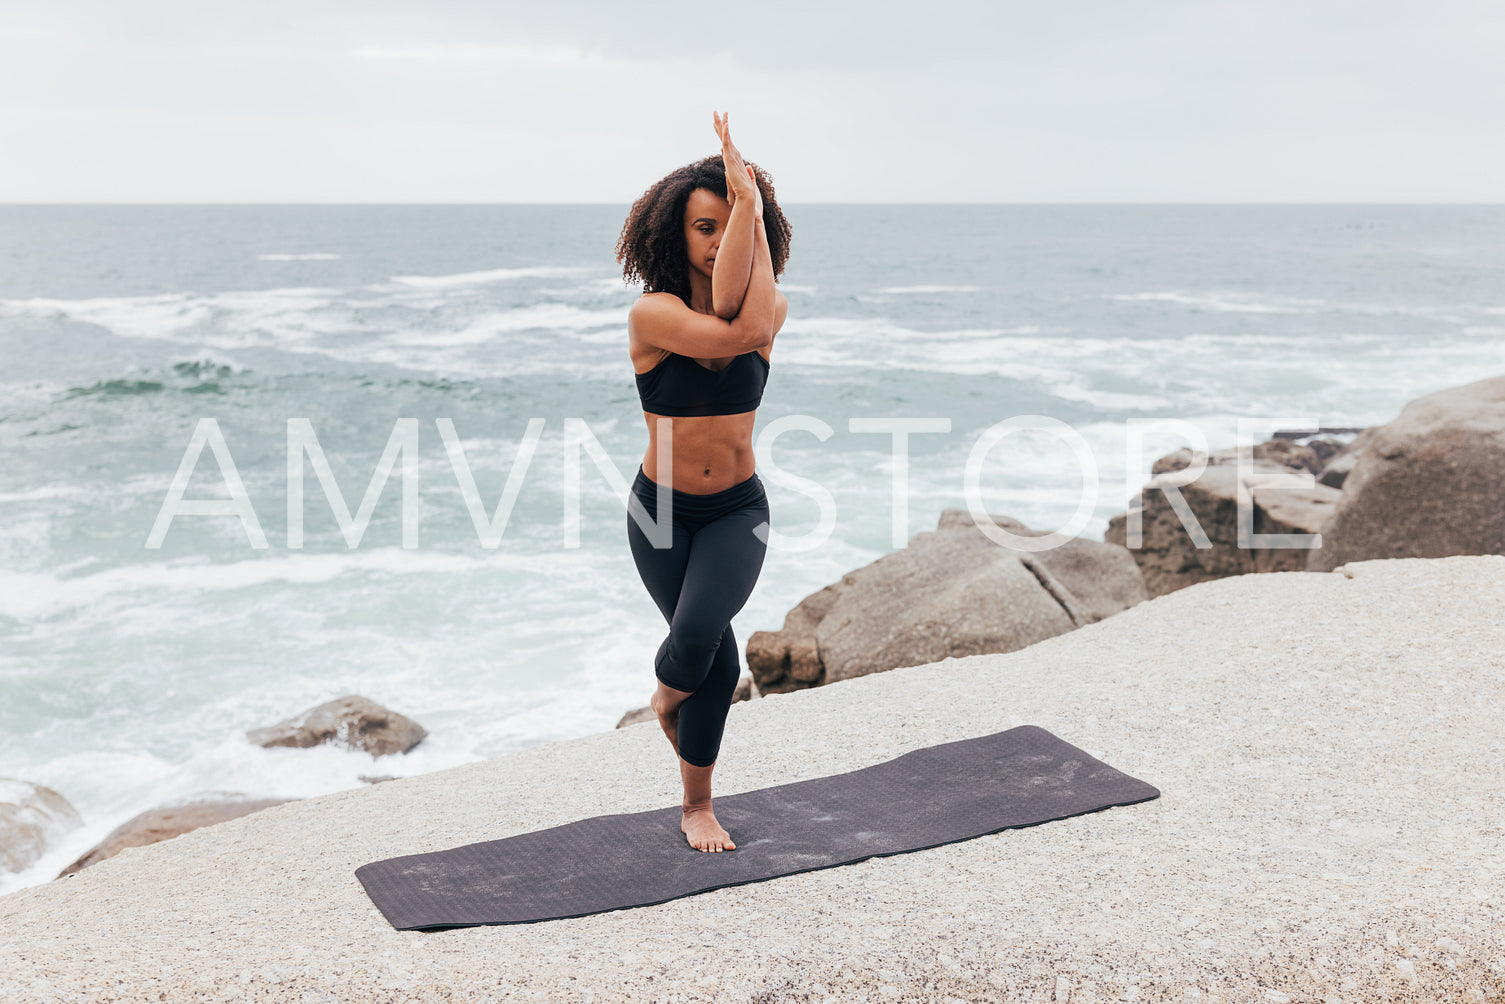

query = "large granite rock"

[
  {"left": 933, "top": 511, "right": 1148, "bottom": 624},
  {"left": 748, "top": 509, "right": 1146, "bottom": 694},
  {"left": 245, "top": 695, "right": 427, "bottom": 756},
  {"left": 1308, "top": 376, "right": 1505, "bottom": 571},
  {"left": 1106, "top": 440, "right": 1342, "bottom": 597},
  {"left": 0, "top": 779, "right": 83, "bottom": 875},
  {"left": 1315, "top": 430, "right": 1375, "bottom": 489},
  {"left": 57, "top": 793, "right": 297, "bottom": 878}
]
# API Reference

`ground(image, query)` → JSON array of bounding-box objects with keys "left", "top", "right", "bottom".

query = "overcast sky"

[{"left": 2, "top": 0, "right": 1501, "bottom": 202}]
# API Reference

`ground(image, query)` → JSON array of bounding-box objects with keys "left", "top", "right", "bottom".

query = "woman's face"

[{"left": 682, "top": 187, "right": 731, "bottom": 281}]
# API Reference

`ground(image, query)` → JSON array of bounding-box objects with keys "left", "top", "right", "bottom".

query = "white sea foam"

[
  {"left": 0, "top": 484, "right": 84, "bottom": 503},
  {"left": 562, "top": 277, "right": 637, "bottom": 296},
  {"left": 1110, "top": 291, "right": 1324, "bottom": 314},
  {"left": 256, "top": 253, "right": 341, "bottom": 261},
  {"left": 1112, "top": 289, "right": 1505, "bottom": 321},
  {"left": 0, "top": 284, "right": 631, "bottom": 375},
  {"left": 385, "top": 304, "right": 627, "bottom": 347},
  {"left": 0, "top": 287, "right": 345, "bottom": 349},
  {"left": 0, "top": 548, "right": 555, "bottom": 622},
  {"left": 876, "top": 285, "right": 981, "bottom": 294},
  {"left": 389, "top": 266, "right": 590, "bottom": 288}
]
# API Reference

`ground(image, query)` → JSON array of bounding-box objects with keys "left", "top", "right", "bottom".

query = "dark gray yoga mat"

[{"left": 356, "top": 725, "right": 1159, "bottom": 931}]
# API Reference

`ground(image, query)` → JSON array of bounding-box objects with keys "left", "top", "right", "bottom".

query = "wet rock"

[
  {"left": 1315, "top": 428, "right": 1375, "bottom": 489},
  {"left": 245, "top": 695, "right": 427, "bottom": 756},
  {"left": 1308, "top": 375, "right": 1505, "bottom": 571},
  {"left": 749, "top": 510, "right": 1145, "bottom": 693},
  {"left": 57, "top": 793, "right": 296, "bottom": 877},
  {"left": 1106, "top": 440, "right": 1341, "bottom": 597},
  {"left": 0, "top": 779, "right": 83, "bottom": 875}
]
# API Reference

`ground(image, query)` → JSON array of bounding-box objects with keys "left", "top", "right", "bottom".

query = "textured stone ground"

[{"left": 2, "top": 556, "right": 1502, "bottom": 1003}]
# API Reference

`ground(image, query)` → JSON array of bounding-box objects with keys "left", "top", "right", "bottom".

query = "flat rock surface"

[{"left": 2, "top": 556, "right": 1502, "bottom": 1003}]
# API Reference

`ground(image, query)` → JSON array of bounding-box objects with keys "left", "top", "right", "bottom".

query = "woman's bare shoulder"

[{"left": 628, "top": 293, "right": 677, "bottom": 373}]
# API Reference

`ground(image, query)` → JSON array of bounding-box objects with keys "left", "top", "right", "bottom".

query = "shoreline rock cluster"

[
  {"left": 1106, "top": 373, "right": 1505, "bottom": 592},
  {"left": 743, "top": 372, "right": 1505, "bottom": 699},
  {"left": 2, "top": 695, "right": 424, "bottom": 881},
  {"left": 747, "top": 510, "right": 1146, "bottom": 695},
  {"left": 1103, "top": 433, "right": 1350, "bottom": 596}
]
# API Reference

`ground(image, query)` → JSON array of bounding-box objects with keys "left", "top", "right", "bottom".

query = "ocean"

[{"left": 2, "top": 203, "right": 1502, "bottom": 894}]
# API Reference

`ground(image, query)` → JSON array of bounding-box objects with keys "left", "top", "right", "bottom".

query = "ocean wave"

[
  {"left": 62, "top": 378, "right": 173, "bottom": 399},
  {"left": 0, "top": 287, "right": 345, "bottom": 349},
  {"left": 1112, "top": 289, "right": 1503, "bottom": 320},
  {"left": 47, "top": 354, "right": 247, "bottom": 403},
  {"left": 389, "top": 265, "right": 591, "bottom": 288},
  {"left": 0, "top": 284, "right": 627, "bottom": 370},
  {"left": 875, "top": 285, "right": 982, "bottom": 294},
  {"left": 0, "top": 484, "right": 85, "bottom": 504},
  {"left": 257, "top": 253, "right": 341, "bottom": 262},
  {"left": 1110, "top": 291, "right": 1324, "bottom": 314},
  {"left": 782, "top": 315, "right": 1043, "bottom": 341},
  {"left": 0, "top": 548, "right": 557, "bottom": 622},
  {"left": 385, "top": 303, "right": 627, "bottom": 346}
]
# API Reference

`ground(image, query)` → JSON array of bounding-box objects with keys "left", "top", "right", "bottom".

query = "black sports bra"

[{"left": 635, "top": 349, "right": 770, "bottom": 417}]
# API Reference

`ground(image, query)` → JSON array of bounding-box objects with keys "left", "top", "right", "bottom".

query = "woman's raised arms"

[
  {"left": 629, "top": 290, "right": 774, "bottom": 359},
  {"left": 710, "top": 111, "right": 760, "bottom": 319},
  {"left": 633, "top": 198, "right": 783, "bottom": 360}
]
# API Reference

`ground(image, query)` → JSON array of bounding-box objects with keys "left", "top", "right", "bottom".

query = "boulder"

[
  {"left": 1153, "top": 438, "right": 1325, "bottom": 477},
  {"left": 933, "top": 510, "right": 1148, "bottom": 624},
  {"left": 1316, "top": 428, "right": 1376, "bottom": 489},
  {"left": 745, "top": 585, "right": 840, "bottom": 691},
  {"left": 1303, "top": 435, "right": 1351, "bottom": 471},
  {"left": 0, "top": 779, "right": 83, "bottom": 875},
  {"left": 1106, "top": 440, "right": 1342, "bottom": 597},
  {"left": 245, "top": 695, "right": 427, "bottom": 756},
  {"left": 1308, "top": 376, "right": 1505, "bottom": 571},
  {"left": 749, "top": 509, "right": 1146, "bottom": 693},
  {"left": 57, "top": 793, "right": 296, "bottom": 877},
  {"left": 615, "top": 674, "right": 756, "bottom": 729}
]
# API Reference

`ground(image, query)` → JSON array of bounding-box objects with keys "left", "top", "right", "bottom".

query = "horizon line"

[{"left": 2, "top": 200, "right": 1503, "bottom": 208}]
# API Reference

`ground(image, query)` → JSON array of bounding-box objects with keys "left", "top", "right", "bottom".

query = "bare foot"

[
  {"left": 681, "top": 805, "right": 736, "bottom": 852},
  {"left": 649, "top": 688, "right": 679, "bottom": 754}
]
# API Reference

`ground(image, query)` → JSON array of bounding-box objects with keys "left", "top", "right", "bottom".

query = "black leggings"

[{"left": 626, "top": 463, "right": 770, "bottom": 768}]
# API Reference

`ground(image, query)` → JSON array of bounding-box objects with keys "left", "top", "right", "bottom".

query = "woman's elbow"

[{"left": 713, "top": 297, "right": 743, "bottom": 320}]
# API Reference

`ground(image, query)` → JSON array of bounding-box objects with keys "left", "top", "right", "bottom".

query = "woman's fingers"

[{"left": 714, "top": 109, "right": 756, "bottom": 203}]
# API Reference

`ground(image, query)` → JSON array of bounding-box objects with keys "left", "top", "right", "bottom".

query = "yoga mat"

[{"left": 356, "top": 725, "right": 1159, "bottom": 931}]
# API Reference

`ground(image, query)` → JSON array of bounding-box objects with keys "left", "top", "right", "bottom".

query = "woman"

[{"left": 616, "top": 112, "right": 791, "bottom": 852}]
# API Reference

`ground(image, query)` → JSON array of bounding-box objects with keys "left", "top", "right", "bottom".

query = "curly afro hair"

[{"left": 616, "top": 154, "right": 792, "bottom": 306}]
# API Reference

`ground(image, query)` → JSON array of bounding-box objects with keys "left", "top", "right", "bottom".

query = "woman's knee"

[{"left": 656, "top": 629, "right": 724, "bottom": 690}]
